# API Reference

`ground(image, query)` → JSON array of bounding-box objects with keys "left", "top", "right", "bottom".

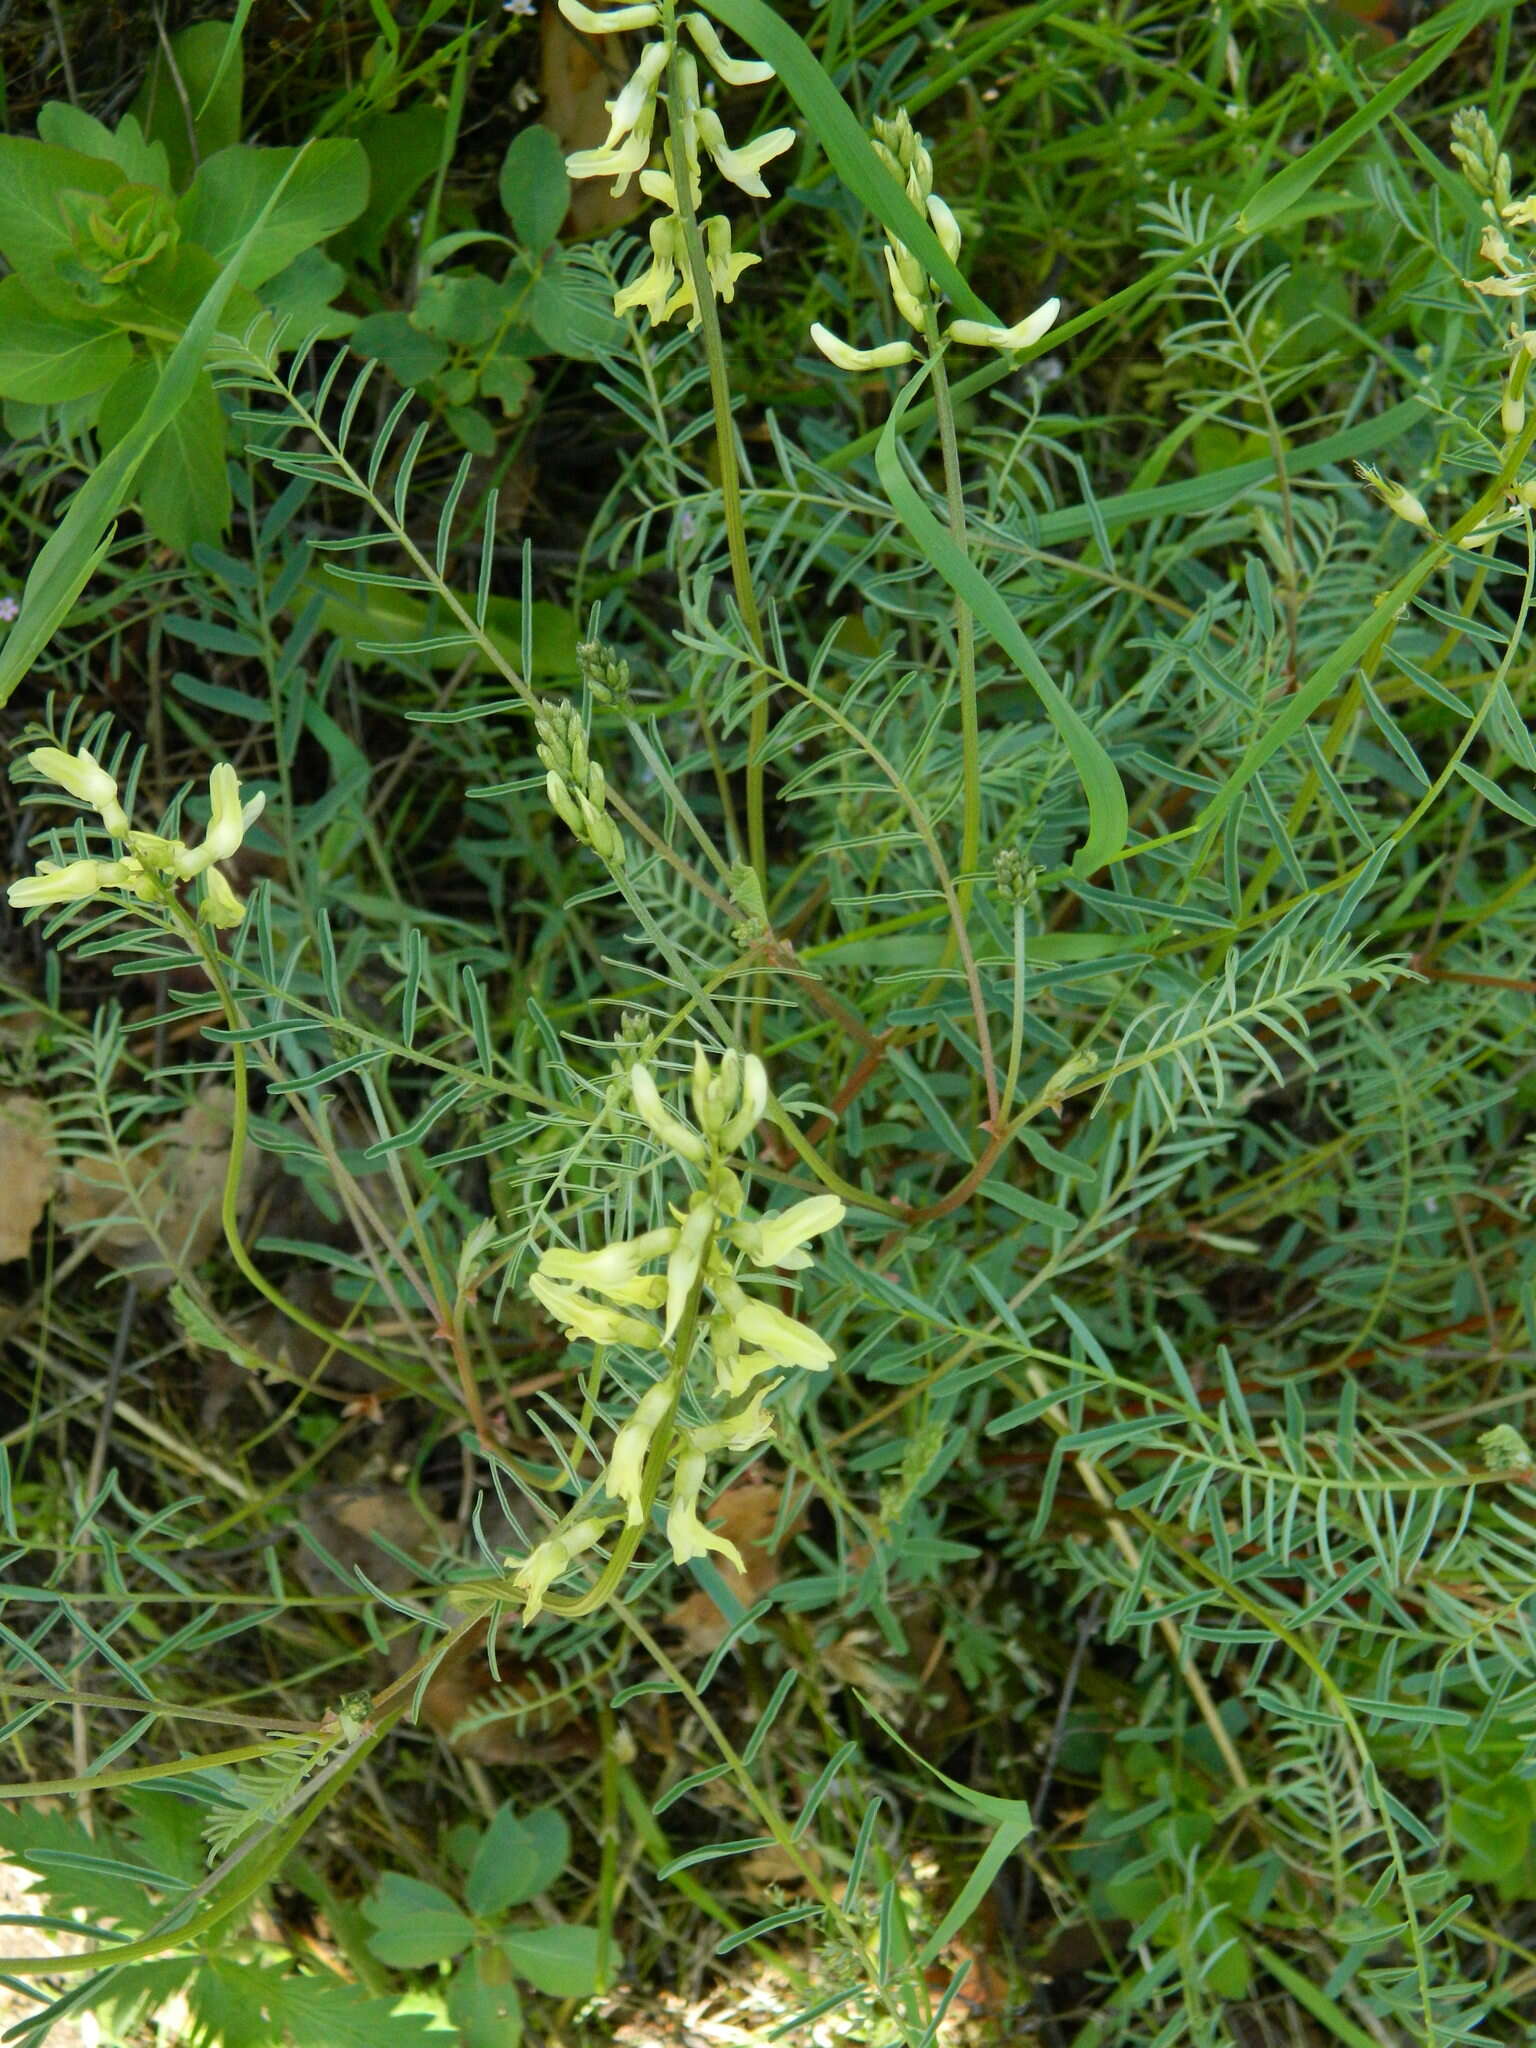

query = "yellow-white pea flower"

[
  {"left": 810, "top": 324, "right": 916, "bottom": 373},
  {"left": 27, "top": 745, "right": 130, "bottom": 838},
  {"left": 665, "top": 1198, "right": 716, "bottom": 1338},
  {"left": 682, "top": 14, "right": 772, "bottom": 87},
  {"left": 199, "top": 865, "right": 248, "bottom": 929},
  {"left": 717, "top": 1053, "right": 768, "bottom": 1154},
  {"left": 614, "top": 217, "right": 684, "bottom": 324},
  {"left": 665, "top": 1448, "right": 744, "bottom": 1571},
  {"left": 883, "top": 244, "right": 929, "bottom": 330},
  {"left": 731, "top": 1195, "right": 846, "bottom": 1272},
  {"left": 538, "top": 1226, "right": 678, "bottom": 1299},
  {"left": 687, "top": 1388, "right": 777, "bottom": 1455},
  {"left": 629, "top": 1061, "right": 708, "bottom": 1163},
  {"left": 690, "top": 109, "right": 795, "bottom": 200},
  {"left": 7, "top": 858, "right": 113, "bottom": 909},
  {"left": 558, "top": 0, "right": 659, "bottom": 30},
  {"left": 604, "top": 1379, "right": 674, "bottom": 1524},
  {"left": 512, "top": 1515, "right": 610, "bottom": 1624},
  {"left": 948, "top": 297, "right": 1061, "bottom": 353},
  {"left": 529, "top": 1272, "right": 656, "bottom": 1347},
  {"left": 926, "top": 193, "right": 963, "bottom": 262},
  {"left": 721, "top": 1284, "right": 837, "bottom": 1370},
  {"left": 175, "top": 763, "right": 264, "bottom": 879}
]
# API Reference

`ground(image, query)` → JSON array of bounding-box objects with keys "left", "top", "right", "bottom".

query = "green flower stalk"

[
  {"left": 510, "top": 1045, "right": 845, "bottom": 1621},
  {"left": 556, "top": 0, "right": 793, "bottom": 890},
  {"left": 7, "top": 742, "right": 263, "bottom": 929}
]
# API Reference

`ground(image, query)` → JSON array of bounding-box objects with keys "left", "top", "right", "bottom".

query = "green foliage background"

[{"left": 2, "top": 1, "right": 1536, "bottom": 2044}]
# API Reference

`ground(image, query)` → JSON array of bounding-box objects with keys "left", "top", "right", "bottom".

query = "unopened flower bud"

[
  {"left": 629, "top": 1061, "right": 708, "bottom": 1163},
  {"left": 810, "top": 324, "right": 916, "bottom": 372},
  {"left": 1354, "top": 462, "right": 1430, "bottom": 530}
]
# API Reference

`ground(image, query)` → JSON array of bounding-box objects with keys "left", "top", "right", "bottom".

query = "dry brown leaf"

[
  {"left": 418, "top": 1617, "right": 597, "bottom": 1764},
  {"left": 0, "top": 1094, "right": 56, "bottom": 1262},
  {"left": 58, "top": 1084, "right": 256, "bottom": 1290},
  {"left": 666, "top": 1479, "right": 796, "bottom": 1659},
  {"left": 539, "top": 2, "right": 641, "bottom": 237},
  {"left": 294, "top": 1484, "right": 443, "bottom": 1598}
]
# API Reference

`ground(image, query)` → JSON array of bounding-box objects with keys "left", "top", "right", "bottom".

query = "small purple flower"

[
  {"left": 504, "top": 0, "right": 537, "bottom": 15},
  {"left": 0, "top": 595, "right": 18, "bottom": 623}
]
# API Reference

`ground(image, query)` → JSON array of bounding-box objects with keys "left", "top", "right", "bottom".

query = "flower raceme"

[
  {"left": 7, "top": 743, "right": 263, "bottom": 929},
  {"left": 810, "top": 109, "right": 1060, "bottom": 373},
  {"left": 509, "top": 1046, "right": 846, "bottom": 1620},
  {"left": 556, "top": 0, "right": 792, "bottom": 329}
]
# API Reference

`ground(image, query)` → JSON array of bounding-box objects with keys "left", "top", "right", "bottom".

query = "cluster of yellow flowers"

[
  {"left": 513, "top": 1045, "right": 845, "bottom": 1620},
  {"left": 7, "top": 743, "right": 263, "bottom": 929},
  {"left": 810, "top": 109, "right": 1060, "bottom": 373},
  {"left": 559, "top": 0, "right": 793, "bottom": 329}
]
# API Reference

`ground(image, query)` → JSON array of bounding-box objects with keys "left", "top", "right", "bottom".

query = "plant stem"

[
  {"left": 924, "top": 319, "right": 982, "bottom": 914},
  {"left": 660, "top": 11, "right": 771, "bottom": 899}
]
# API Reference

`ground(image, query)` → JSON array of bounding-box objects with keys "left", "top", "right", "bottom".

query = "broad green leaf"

[
  {"left": 259, "top": 247, "right": 354, "bottom": 343},
  {"left": 132, "top": 20, "right": 244, "bottom": 191},
  {"left": 467, "top": 1805, "right": 568, "bottom": 1916},
  {"left": 413, "top": 272, "right": 507, "bottom": 346},
  {"left": 350, "top": 311, "right": 449, "bottom": 388},
  {"left": 36, "top": 104, "right": 170, "bottom": 190},
  {"left": 444, "top": 404, "right": 497, "bottom": 456},
  {"left": 0, "top": 143, "right": 313, "bottom": 704},
  {"left": 499, "top": 126, "right": 569, "bottom": 252},
  {"left": 0, "top": 277, "right": 131, "bottom": 403},
  {"left": 496, "top": 1923, "right": 603, "bottom": 1999},
  {"left": 361, "top": 1874, "right": 474, "bottom": 1967},
  {"left": 0, "top": 139, "right": 121, "bottom": 275},
  {"left": 98, "top": 360, "right": 230, "bottom": 554},
  {"left": 177, "top": 140, "right": 369, "bottom": 288},
  {"left": 876, "top": 372, "right": 1127, "bottom": 877},
  {"left": 334, "top": 104, "right": 448, "bottom": 266},
  {"left": 479, "top": 351, "right": 532, "bottom": 415},
  {"left": 448, "top": 1955, "right": 523, "bottom": 2048}
]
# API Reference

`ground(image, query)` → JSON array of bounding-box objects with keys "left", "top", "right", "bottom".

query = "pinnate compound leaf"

[
  {"left": 362, "top": 1874, "right": 475, "bottom": 1967},
  {"left": 467, "top": 1804, "right": 569, "bottom": 1916}
]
